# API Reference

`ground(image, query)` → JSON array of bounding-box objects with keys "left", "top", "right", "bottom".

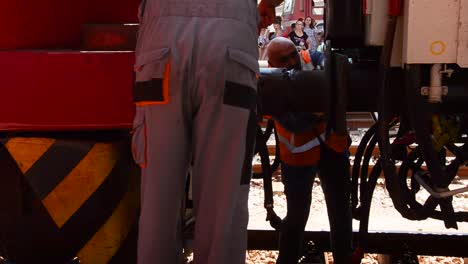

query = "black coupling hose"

[
  {"left": 255, "top": 126, "right": 282, "bottom": 231},
  {"left": 257, "top": 68, "right": 329, "bottom": 116},
  {"left": 257, "top": 63, "right": 401, "bottom": 114},
  {"left": 266, "top": 207, "right": 282, "bottom": 231}
]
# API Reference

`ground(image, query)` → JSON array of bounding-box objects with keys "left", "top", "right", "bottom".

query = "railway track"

[
  {"left": 252, "top": 159, "right": 468, "bottom": 179},
  {"left": 247, "top": 230, "right": 468, "bottom": 258},
  {"left": 249, "top": 112, "right": 468, "bottom": 258}
]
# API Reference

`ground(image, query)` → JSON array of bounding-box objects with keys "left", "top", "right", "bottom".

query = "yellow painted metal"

[
  {"left": 5, "top": 137, "right": 55, "bottom": 173},
  {"left": 42, "top": 143, "right": 120, "bottom": 228},
  {"left": 4, "top": 137, "right": 139, "bottom": 263},
  {"left": 77, "top": 190, "right": 138, "bottom": 263}
]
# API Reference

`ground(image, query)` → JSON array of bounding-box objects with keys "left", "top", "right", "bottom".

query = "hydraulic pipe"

[
  {"left": 257, "top": 68, "right": 329, "bottom": 116},
  {"left": 258, "top": 64, "right": 393, "bottom": 114},
  {"left": 257, "top": 65, "right": 468, "bottom": 115}
]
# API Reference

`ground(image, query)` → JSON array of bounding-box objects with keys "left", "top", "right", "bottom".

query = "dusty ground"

[
  {"left": 246, "top": 176, "right": 468, "bottom": 263},
  {"left": 245, "top": 251, "right": 466, "bottom": 264},
  {"left": 246, "top": 128, "right": 468, "bottom": 263},
  {"left": 246, "top": 129, "right": 468, "bottom": 264}
]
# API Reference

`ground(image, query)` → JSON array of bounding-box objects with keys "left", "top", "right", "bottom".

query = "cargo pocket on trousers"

[
  {"left": 224, "top": 48, "right": 258, "bottom": 185},
  {"left": 224, "top": 47, "right": 258, "bottom": 110},
  {"left": 131, "top": 108, "right": 147, "bottom": 168},
  {"left": 134, "top": 48, "right": 171, "bottom": 106},
  {"left": 225, "top": 47, "right": 259, "bottom": 89}
]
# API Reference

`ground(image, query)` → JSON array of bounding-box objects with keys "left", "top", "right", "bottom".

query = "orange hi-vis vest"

[
  {"left": 275, "top": 121, "right": 326, "bottom": 166},
  {"left": 275, "top": 121, "right": 349, "bottom": 166}
]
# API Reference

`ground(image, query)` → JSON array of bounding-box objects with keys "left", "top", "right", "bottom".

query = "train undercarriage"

[{"left": 253, "top": 0, "right": 468, "bottom": 260}]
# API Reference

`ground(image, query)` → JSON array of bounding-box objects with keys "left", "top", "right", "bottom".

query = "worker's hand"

[{"left": 258, "top": 0, "right": 276, "bottom": 33}]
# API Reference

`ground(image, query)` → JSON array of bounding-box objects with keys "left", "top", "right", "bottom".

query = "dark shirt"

[{"left": 288, "top": 31, "right": 309, "bottom": 49}]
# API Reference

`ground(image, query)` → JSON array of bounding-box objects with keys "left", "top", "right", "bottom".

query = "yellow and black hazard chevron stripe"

[{"left": 0, "top": 136, "right": 139, "bottom": 264}]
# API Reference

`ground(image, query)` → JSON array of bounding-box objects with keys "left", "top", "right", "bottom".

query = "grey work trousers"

[{"left": 131, "top": 1, "right": 259, "bottom": 263}]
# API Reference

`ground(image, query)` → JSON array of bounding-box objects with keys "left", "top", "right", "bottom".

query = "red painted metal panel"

[
  {"left": 0, "top": 0, "right": 139, "bottom": 50},
  {"left": 0, "top": 51, "right": 135, "bottom": 131}
]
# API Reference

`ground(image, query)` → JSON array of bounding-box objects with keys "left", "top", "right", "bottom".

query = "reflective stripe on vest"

[
  {"left": 275, "top": 120, "right": 326, "bottom": 166},
  {"left": 278, "top": 132, "right": 326, "bottom": 154}
]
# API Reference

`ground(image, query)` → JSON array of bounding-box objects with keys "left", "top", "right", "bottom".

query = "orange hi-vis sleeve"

[{"left": 325, "top": 133, "right": 350, "bottom": 154}]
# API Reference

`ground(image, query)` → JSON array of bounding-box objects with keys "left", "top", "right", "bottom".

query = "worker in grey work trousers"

[{"left": 131, "top": 0, "right": 283, "bottom": 263}]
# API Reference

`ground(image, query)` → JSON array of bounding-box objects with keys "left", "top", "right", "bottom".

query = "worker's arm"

[{"left": 258, "top": 0, "right": 284, "bottom": 30}]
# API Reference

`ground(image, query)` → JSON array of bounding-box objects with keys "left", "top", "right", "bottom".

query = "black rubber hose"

[
  {"left": 407, "top": 80, "right": 447, "bottom": 187},
  {"left": 269, "top": 124, "right": 281, "bottom": 174},
  {"left": 402, "top": 65, "right": 461, "bottom": 224},
  {"left": 376, "top": 14, "right": 418, "bottom": 220},
  {"left": 351, "top": 124, "right": 377, "bottom": 217},
  {"left": 256, "top": 128, "right": 273, "bottom": 208},
  {"left": 358, "top": 159, "right": 382, "bottom": 250},
  {"left": 359, "top": 135, "right": 378, "bottom": 211},
  {"left": 252, "top": 120, "right": 281, "bottom": 180},
  {"left": 256, "top": 127, "right": 282, "bottom": 230},
  {"left": 396, "top": 148, "right": 460, "bottom": 223},
  {"left": 262, "top": 119, "right": 274, "bottom": 143},
  {"left": 252, "top": 121, "right": 273, "bottom": 180}
]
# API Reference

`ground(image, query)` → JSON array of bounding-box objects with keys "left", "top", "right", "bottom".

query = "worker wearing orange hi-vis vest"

[
  {"left": 267, "top": 37, "right": 353, "bottom": 264},
  {"left": 131, "top": 0, "right": 284, "bottom": 264}
]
